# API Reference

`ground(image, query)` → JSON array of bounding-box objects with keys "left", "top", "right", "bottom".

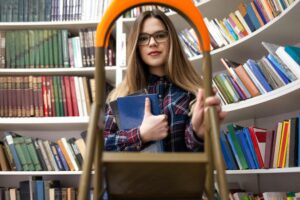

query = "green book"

[
  {"left": 48, "top": 30, "right": 54, "bottom": 68},
  {"left": 17, "top": 0, "right": 24, "bottom": 21},
  {"left": 62, "top": 30, "right": 70, "bottom": 68},
  {"left": 56, "top": 76, "right": 64, "bottom": 116},
  {"left": 53, "top": 76, "right": 60, "bottom": 116},
  {"left": 227, "top": 124, "right": 249, "bottom": 169},
  {"left": 24, "top": 31, "right": 30, "bottom": 68},
  {"left": 52, "top": 30, "right": 59, "bottom": 68},
  {"left": 28, "top": 30, "right": 35, "bottom": 68},
  {"left": 24, "top": 136, "right": 42, "bottom": 171},
  {"left": 213, "top": 75, "right": 233, "bottom": 104},
  {"left": 13, "top": 137, "right": 30, "bottom": 171},
  {"left": 39, "top": 30, "right": 45, "bottom": 68},
  {"left": 10, "top": 32, "right": 16, "bottom": 68},
  {"left": 34, "top": 30, "right": 40, "bottom": 68},
  {"left": 43, "top": 30, "right": 49, "bottom": 68},
  {"left": 57, "top": 30, "right": 64, "bottom": 68},
  {"left": 5, "top": 32, "right": 11, "bottom": 68}
]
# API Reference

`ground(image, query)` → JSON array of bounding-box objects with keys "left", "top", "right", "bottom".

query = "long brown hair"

[{"left": 108, "top": 9, "right": 202, "bottom": 102}]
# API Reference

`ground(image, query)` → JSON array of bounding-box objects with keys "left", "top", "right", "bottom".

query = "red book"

[
  {"left": 249, "top": 127, "right": 266, "bottom": 168},
  {"left": 69, "top": 77, "right": 79, "bottom": 116},
  {"left": 42, "top": 76, "right": 48, "bottom": 117},
  {"left": 63, "top": 76, "right": 73, "bottom": 116},
  {"left": 37, "top": 77, "right": 44, "bottom": 117}
]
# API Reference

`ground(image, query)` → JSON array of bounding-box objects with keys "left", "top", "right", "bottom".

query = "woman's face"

[{"left": 138, "top": 17, "right": 170, "bottom": 75}]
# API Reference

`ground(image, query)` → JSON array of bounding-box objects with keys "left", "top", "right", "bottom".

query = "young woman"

[{"left": 104, "top": 9, "right": 226, "bottom": 152}]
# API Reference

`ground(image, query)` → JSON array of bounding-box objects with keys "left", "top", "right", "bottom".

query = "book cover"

[
  {"left": 264, "top": 131, "right": 275, "bottom": 168},
  {"left": 236, "top": 130, "right": 257, "bottom": 169},
  {"left": 284, "top": 45, "right": 300, "bottom": 65},
  {"left": 288, "top": 117, "right": 298, "bottom": 167},
  {"left": 112, "top": 93, "right": 164, "bottom": 152},
  {"left": 220, "top": 130, "right": 238, "bottom": 170}
]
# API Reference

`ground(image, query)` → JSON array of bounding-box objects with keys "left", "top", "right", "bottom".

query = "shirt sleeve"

[
  {"left": 185, "top": 119, "right": 204, "bottom": 152},
  {"left": 104, "top": 103, "right": 143, "bottom": 151}
]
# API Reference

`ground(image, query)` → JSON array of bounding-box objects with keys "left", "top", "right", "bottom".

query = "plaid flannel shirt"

[{"left": 104, "top": 74, "right": 204, "bottom": 152}]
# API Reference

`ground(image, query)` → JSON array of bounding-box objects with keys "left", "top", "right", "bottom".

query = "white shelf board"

[
  {"left": 191, "top": 0, "right": 300, "bottom": 73},
  {"left": 0, "top": 117, "right": 89, "bottom": 131},
  {"left": 0, "top": 171, "right": 85, "bottom": 176},
  {"left": 0, "top": 66, "right": 121, "bottom": 86},
  {"left": 222, "top": 79, "right": 300, "bottom": 122},
  {"left": 0, "top": 21, "right": 99, "bottom": 33},
  {"left": 225, "top": 167, "right": 300, "bottom": 175}
]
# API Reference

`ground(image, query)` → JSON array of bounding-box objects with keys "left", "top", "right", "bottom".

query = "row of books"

[
  {"left": 221, "top": 115, "right": 299, "bottom": 170},
  {"left": 0, "top": 0, "right": 112, "bottom": 22},
  {"left": 0, "top": 131, "right": 87, "bottom": 171},
  {"left": 0, "top": 177, "right": 97, "bottom": 200},
  {"left": 178, "top": 0, "right": 296, "bottom": 56},
  {"left": 223, "top": 191, "right": 300, "bottom": 200},
  {"left": 0, "top": 76, "right": 95, "bottom": 117},
  {"left": 122, "top": 0, "right": 201, "bottom": 18},
  {"left": 204, "top": 0, "right": 296, "bottom": 49},
  {"left": 214, "top": 42, "right": 300, "bottom": 105},
  {"left": 0, "top": 29, "right": 116, "bottom": 69}
]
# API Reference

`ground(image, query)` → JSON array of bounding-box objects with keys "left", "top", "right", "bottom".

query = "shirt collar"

[{"left": 147, "top": 73, "right": 170, "bottom": 85}]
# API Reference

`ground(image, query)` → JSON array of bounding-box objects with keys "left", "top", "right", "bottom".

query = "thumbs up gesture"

[{"left": 140, "top": 97, "right": 169, "bottom": 143}]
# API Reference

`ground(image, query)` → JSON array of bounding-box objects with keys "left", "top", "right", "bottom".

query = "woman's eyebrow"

[{"left": 139, "top": 30, "right": 166, "bottom": 34}]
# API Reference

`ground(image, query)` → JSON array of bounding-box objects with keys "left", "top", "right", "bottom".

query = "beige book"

[{"left": 273, "top": 122, "right": 283, "bottom": 168}]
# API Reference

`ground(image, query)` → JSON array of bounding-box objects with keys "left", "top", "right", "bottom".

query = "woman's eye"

[{"left": 139, "top": 36, "right": 149, "bottom": 41}]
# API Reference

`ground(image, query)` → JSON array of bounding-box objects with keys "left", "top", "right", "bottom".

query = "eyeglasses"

[{"left": 137, "top": 31, "right": 169, "bottom": 46}]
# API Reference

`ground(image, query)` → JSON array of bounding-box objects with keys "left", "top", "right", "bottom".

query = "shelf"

[
  {"left": 0, "top": 21, "right": 99, "bottom": 33},
  {"left": 0, "top": 117, "right": 89, "bottom": 131},
  {"left": 192, "top": 0, "right": 300, "bottom": 73},
  {"left": 0, "top": 171, "right": 84, "bottom": 176},
  {"left": 0, "top": 66, "right": 124, "bottom": 85},
  {"left": 222, "top": 79, "right": 300, "bottom": 122},
  {"left": 225, "top": 167, "right": 300, "bottom": 175}
]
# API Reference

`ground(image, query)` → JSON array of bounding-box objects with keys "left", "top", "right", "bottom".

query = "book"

[{"left": 111, "top": 93, "right": 164, "bottom": 152}]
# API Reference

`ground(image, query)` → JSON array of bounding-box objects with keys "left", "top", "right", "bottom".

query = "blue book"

[
  {"left": 223, "top": 19, "right": 239, "bottom": 41},
  {"left": 266, "top": 55, "right": 291, "bottom": 84},
  {"left": 36, "top": 180, "right": 45, "bottom": 200},
  {"left": 242, "top": 11, "right": 256, "bottom": 32},
  {"left": 236, "top": 130, "right": 256, "bottom": 169},
  {"left": 246, "top": 59, "right": 273, "bottom": 92},
  {"left": 267, "top": 54, "right": 295, "bottom": 82},
  {"left": 220, "top": 131, "right": 238, "bottom": 170},
  {"left": 3, "top": 132, "right": 23, "bottom": 171},
  {"left": 115, "top": 93, "right": 164, "bottom": 152},
  {"left": 243, "top": 128, "right": 259, "bottom": 169},
  {"left": 246, "top": 3, "right": 261, "bottom": 30},
  {"left": 55, "top": 144, "right": 69, "bottom": 171},
  {"left": 226, "top": 133, "right": 242, "bottom": 169},
  {"left": 253, "top": 0, "right": 268, "bottom": 24},
  {"left": 284, "top": 46, "right": 300, "bottom": 65}
]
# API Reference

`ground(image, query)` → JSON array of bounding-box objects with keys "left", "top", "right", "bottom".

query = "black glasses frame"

[{"left": 137, "top": 30, "right": 169, "bottom": 46}]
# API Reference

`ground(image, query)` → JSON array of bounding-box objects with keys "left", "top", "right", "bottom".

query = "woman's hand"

[
  {"left": 191, "top": 88, "right": 227, "bottom": 139},
  {"left": 140, "top": 97, "right": 169, "bottom": 143}
]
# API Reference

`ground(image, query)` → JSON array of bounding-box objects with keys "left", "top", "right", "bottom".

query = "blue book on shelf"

[
  {"left": 55, "top": 144, "right": 69, "bottom": 171},
  {"left": 284, "top": 45, "right": 300, "bottom": 65},
  {"left": 220, "top": 131, "right": 238, "bottom": 170},
  {"left": 226, "top": 132, "right": 242, "bottom": 169},
  {"left": 267, "top": 54, "right": 295, "bottom": 82},
  {"left": 253, "top": 0, "right": 268, "bottom": 24},
  {"left": 246, "top": 59, "right": 273, "bottom": 92},
  {"left": 223, "top": 19, "right": 239, "bottom": 41},
  {"left": 243, "top": 128, "right": 259, "bottom": 169},
  {"left": 242, "top": 10, "right": 256, "bottom": 32},
  {"left": 3, "top": 132, "right": 23, "bottom": 171},
  {"left": 36, "top": 180, "right": 45, "bottom": 200},
  {"left": 236, "top": 130, "right": 256, "bottom": 169},
  {"left": 246, "top": 3, "right": 261, "bottom": 30},
  {"left": 115, "top": 93, "right": 164, "bottom": 152},
  {"left": 266, "top": 55, "right": 291, "bottom": 84}
]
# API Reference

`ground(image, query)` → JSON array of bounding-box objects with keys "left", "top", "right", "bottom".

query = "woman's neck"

[{"left": 149, "top": 66, "right": 165, "bottom": 77}]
